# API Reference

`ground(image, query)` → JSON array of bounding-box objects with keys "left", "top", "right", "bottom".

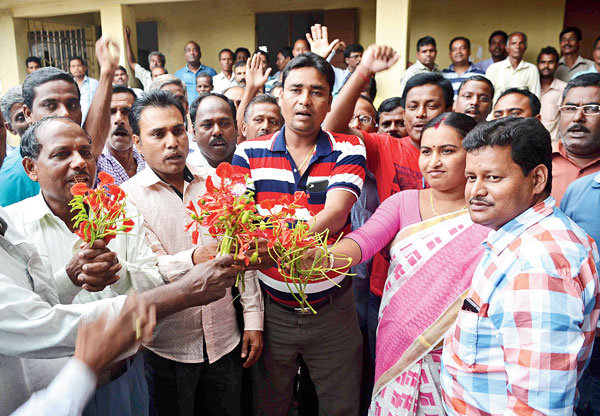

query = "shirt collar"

[
  {"left": 592, "top": 172, "right": 600, "bottom": 188},
  {"left": 416, "top": 60, "right": 438, "bottom": 71},
  {"left": 136, "top": 163, "right": 205, "bottom": 188},
  {"left": 21, "top": 193, "right": 62, "bottom": 224},
  {"left": 484, "top": 196, "right": 555, "bottom": 255},
  {"left": 559, "top": 55, "right": 586, "bottom": 67},
  {"left": 186, "top": 64, "right": 205, "bottom": 74},
  {"left": 500, "top": 57, "right": 527, "bottom": 70},
  {"left": 271, "top": 126, "right": 334, "bottom": 157}
]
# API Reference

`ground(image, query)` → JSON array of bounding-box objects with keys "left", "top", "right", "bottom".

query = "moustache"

[
  {"left": 111, "top": 125, "right": 130, "bottom": 136},
  {"left": 209, "top": 135, "right": 227, "bottom": 146},
  {"left": 469, "top": 196, "right": 494, "bottom": 206},
  {"left": 466, "top": 106, "right": 481, "bottom": 115},
  {"left": 567, "top": 124, "right": 591, "bottom": 133}
]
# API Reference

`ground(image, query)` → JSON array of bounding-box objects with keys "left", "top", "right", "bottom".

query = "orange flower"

[{"left": 71, "top": 182, "right": 90, "bottom": 196}]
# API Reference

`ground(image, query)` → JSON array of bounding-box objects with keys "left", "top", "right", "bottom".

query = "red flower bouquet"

[
  {"left": 69, "top": 172, "right": 135, "bottom": 244},
  {"left": 187, "top": 163, "right": 352, "bottom": 312}
]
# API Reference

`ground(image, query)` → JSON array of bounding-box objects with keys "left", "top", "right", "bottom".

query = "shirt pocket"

[{"left": 451, "top": 309, "right": 479, "bottom": 366}]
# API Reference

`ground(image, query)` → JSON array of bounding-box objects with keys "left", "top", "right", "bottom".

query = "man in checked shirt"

[{"left": 441, "top": 117, "right": 600, "bottom": 415}]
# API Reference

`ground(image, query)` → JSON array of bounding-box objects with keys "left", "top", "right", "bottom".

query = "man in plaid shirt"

[{"left": 441, "top": 117, "right": 600, "bottom": 415}]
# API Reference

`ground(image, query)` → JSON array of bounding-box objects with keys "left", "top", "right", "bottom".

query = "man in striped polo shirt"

[{"left": 233, "top": 52, "right": 366, "bottom": 415}]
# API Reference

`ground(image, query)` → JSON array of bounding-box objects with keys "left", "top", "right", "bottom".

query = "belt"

[
  {"left": 268, "top": 277, "right": 352, "bottom": 314},
  {"left": 97, "top": 354, "right": 136, "bottom": 387}
]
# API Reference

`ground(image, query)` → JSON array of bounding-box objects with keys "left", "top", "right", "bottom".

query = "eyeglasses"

[
  {"left": 558, "top": 105, "right": 600, "bottom": 116},
  {"left": 351, "top": 115, "right": 373, "bottom": 124}
]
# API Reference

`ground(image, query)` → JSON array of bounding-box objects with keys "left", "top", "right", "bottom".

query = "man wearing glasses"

[{"left": 552, "top": 73, "right": 600, "bottom": 204}]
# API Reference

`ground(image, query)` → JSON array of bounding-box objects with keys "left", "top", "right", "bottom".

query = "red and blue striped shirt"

[{"left": 232, "top": 127, "right": 366, "bottom": 306}]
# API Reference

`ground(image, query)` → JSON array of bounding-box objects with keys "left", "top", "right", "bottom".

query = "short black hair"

[
  {"left": 117, "top": 65, "right": 128, "bottom": 73},
  {"left": 277, "top": 47, "right": 293, "bottom": 59},
  {"left": 69, "top": 56, "right": 85, "bottom": 66},
  {"left": 402, "top": 73, "right": 453, "bottom": 109},
  {"left": 195, "top": 71, "right": 214, "bottom": 81},
  {"left": 463, "top": 117, "right": 552, "bottom": 194},
  {"left": 269, "top": 81, "right": 282, "bottom": 96},
  {"left": 22, "top": 66, "right": 80, "bottom": 110},
  {"left": 112, "top": 85, "right": 137, "bottom": 102},
  {"left": 235, "top": 47, "right": 251, "bottom": 58},
  {"left": 343, "top": 44, "right": 364, "bottom": 59},
  {"left": 21, "top": 116, "right": 87, "bottom": 160},
  {"left": 537, "top": 46, "right": 559, "bottom": 63},
  {"left": 282, "top": 52, "right": 335, "bottom": 95},
  {"left": 560, "top": 26, "right": 582, "bottom": 42},
  {"left": 457, "top": 75, "right": 494, "bottom": 98},
  {"left": 422, "top": 112, "right": 477, "bottom": 139},
  {"left": 357, "top": 94, "right": 376, "bottom": 115},
  {"left": 496, "top": 87, "right": 541, "bottom": 116},
  {"left": 594, "top": 35, "right": 600, "bottom": 50},
  {"left": 234, "top": 61, "right": 246, "bottom": 69},
  {"left": 219, "top": 48, "right": 234, "bottom": 59},
  {"left": 562, "top": 73, "right": 600, "bottom": 102},
  {"left": 449, "top": 36, "right": 471, "bottom": 51},
  {"left": 189, "top": 92, "right": 236, "bottom": 125},
  {"left": 417, "top": 36, "right": 436, "bottom": 52},
  {"left": 25, "top": 56, "right": 42, "bottom": 67},
  {"left": 488, "top": 30, "right": 508, "bottom": 45},
  {"left": 185, "top": 41, "right": 201, "bottom": 52},
  {"left": 244, "top": 94, "right": 281, "bottom": 122},
  {"left": 129, "top": 90, "right": 186, "bottom": 136},
  {"left": 378, "top": 97, "right": 403, "bottom": 114},
  {"left": 254, "top": 49, "right": 270, "bottom": 64}
]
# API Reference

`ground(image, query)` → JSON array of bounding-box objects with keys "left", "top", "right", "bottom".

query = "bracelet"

[{"left": 355, "top": 68, "right": 371, "bottom": 84}]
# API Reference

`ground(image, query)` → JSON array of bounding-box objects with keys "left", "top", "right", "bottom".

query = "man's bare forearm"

[
  {"left": 84, "top": 69, "right": 113, "bottom": 159},
  {"left": 139, "top": 279, "right": 192, "bottom": 320}
]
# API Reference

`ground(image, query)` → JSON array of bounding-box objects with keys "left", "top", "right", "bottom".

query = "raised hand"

[
  {"left": 65, "top": 240, "right": 122, "bottom": 292},
  {"left": 95, "top": 36, "right": 120, "bottom": 76},
  {"left": 306, "top": 24, "right": 340, "bottom": 59},
  {"left": 124, "top": 26, "right": 131, "bottom": 39},
  {"left": 358, "top": 44, "right": 399, "bottom": 75},
  {"left": 245, "top": 53, "right": 272, "bottom": 93}
]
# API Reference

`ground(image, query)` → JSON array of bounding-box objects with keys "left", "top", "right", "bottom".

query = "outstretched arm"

[
  {"left": 237, "top": 54, "right": 271, "bottom": 143},
  {"left": 84, "top": 37, "right": 119, "bottom": 159},
  {"left": 322, "top": 44, "right": 399, "bottom": 140}
]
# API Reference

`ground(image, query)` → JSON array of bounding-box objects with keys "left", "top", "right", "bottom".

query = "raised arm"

[
  {"left": 83, "top": 37, "right": 119, "bottom": 159},
  {"left": 123, "top": 26, "right": 138, "bottom": 71},
  {"left": 322, "top": 44, "right": 399, "bottom": 140},
  {"left": 237, "top": 54, "right": 272, "bottom": 143}
]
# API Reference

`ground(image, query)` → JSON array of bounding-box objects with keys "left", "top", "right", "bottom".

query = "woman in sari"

[{"left": 304, "top": 112, "right": 489, "bottom": 415}]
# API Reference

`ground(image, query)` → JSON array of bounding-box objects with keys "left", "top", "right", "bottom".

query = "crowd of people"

[{"left": 0, "top": 20, "right": 599, "bottom": 416}]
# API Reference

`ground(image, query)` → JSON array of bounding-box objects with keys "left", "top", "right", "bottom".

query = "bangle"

[{"left": 355, "top": 68, "right": 371, "bottom": 84}]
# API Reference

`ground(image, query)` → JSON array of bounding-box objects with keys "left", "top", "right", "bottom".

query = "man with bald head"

[{"left": 175, "top": 41, "right": 217, "bottom": 106}]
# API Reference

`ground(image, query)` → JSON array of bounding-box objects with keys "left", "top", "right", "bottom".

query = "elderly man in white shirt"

[{"left": 1, "top": 116, "right": 239, "bottom": 416}]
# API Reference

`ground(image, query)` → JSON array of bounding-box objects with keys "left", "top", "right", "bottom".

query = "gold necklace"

[
  {"left": 296, "top": 144, "right": 317, "bottom": 173},
  {"left": 429, "top": 189, "right": 467, "bottom": 216}
]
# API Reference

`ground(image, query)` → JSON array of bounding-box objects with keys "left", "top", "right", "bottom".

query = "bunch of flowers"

[
  {"left": 258, "top": 193, "right": 353, "bottom": 313},
  {"left": 186, "top": 163, "right": 263, "bottom": 290},
  {"left": 69, "top": 172, "right": 135, "bottom": 244},
  {"left": 186, "top": 163, "right": 352, "bottom": 313}
]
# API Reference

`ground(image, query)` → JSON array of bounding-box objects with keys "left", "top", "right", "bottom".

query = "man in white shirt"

[
  {"left": 124, "top": 26, "right": 167, "bottom": 92},
  {"left": 485, "top": 31, "right": 541, "bottom": 104},
  {"left": 399, "top": 36, "right": 440, "bottom": 94},
  {"left": 69, "top": 56, "right": 99, "bottom": 123},
  {"left": 213, "top": 49, "right": 237, "bottom": 94},
  {"left": 555, "top": 26, "right": 594, "bottom": 82}
]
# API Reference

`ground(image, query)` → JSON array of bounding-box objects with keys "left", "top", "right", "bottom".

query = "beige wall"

[
  {"left": 134, "top": 0, "right": 376, "bottom": 73},
  {"left": 408, "top": 0, "right": 566, "bottom": 70}
]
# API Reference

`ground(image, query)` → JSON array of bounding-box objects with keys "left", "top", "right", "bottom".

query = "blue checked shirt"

[{"left": 441, "top": 197, "right": 600, "bottom": 415}]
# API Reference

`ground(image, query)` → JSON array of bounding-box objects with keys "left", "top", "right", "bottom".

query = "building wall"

[
  {"left": 133, "top": 0, "right": 376, "bottom": 73},
  {"left": 408, "top": 0, "right": 566, "bottom": 70}
]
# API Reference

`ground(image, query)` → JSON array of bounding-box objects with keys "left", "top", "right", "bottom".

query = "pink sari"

[{"left": 369, "top": 210, "right": 488, "bottom": 416}]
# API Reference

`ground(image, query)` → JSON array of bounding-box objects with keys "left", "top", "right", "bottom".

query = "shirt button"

[{"left": 294, "top": 169, "right": 297, "bottom": 172}]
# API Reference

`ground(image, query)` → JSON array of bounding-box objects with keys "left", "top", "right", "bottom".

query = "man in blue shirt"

[
  {"left": 174, "top": 41, "right": 217, "bottom": 105},
  {"left": 561, "top": 171, "right": 600, "bottom": 416}
]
